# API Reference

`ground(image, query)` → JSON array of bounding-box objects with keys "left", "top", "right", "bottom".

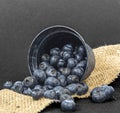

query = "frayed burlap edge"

[{"left": 0, "top": 44, "right": 120, "bottom": 113}]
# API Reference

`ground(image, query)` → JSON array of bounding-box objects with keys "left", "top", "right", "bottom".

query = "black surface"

[{"left": 0, "top": 0, "right": 120, "bottom": 113}]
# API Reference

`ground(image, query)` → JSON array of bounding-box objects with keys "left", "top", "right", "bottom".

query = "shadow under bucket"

[{"left": 28, "top": 25, "right": 95, "bottom": 80}]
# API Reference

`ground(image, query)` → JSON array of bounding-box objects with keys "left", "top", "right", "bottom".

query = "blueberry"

[
  {"left": 39, "top": 62, "right": 49, "bottom": 70},
  {"left": 57, "top": 71, "right": 61, "bottom": 77},
  {"left": 46, "top": 66, "right": 57, "bottom": 77},
  {"left": 76, "top": 60, "right": 87, "bottom": 69},
  {"left": 92, "top": 91, "right": 107, "bottom": 103},
  {"left": 53, "top": 86, "right": 65, "bottom": 98},
  {"left": 59, "top": 67, "right": 71, "bottom": 76},
  {"left": 11, "top": 81, "right": 24, "bottom": 93},
  {"left": 71, "top": 67, "right": 84, "bottom": 79},
  {"left": 61, "top": 99, "right": 76, "bottom": 111},
  {"left": 91, "top": 87, "right": 107, "bottom": 103},
  {"left": 67, "top": 75, "right": 79, "bottom": 84},
  {"left": 50, "top": 55, "right": 60, "bottom": 66},
  {"left": 78, "top": 45, "right": 85, "bottom": 56},
  {"left": 67, "top": 58, "right": 77, "bottom": 68},
  {"left": 53, "top": 86, "right": 70, "bottom": 98},
  {"left": 50, "top": 47, "right": 60, "bottom": 56},
  {"left": 107, "top": 87, "right": 115, "bottom": 99},
  {"left": 66, "top": 83, "right": 78, "bottom": 95},
  {"left": 60, "top": 94, "right": 73, "bottom": 102},
  {"left": 31, "top": 89, "right": 44, "bottom": 100},
  {"left": 3, "top": 81, "right": 13, "bottom": 89},
  {"left": 44, "top": 77, "right": 60, "bottom": 87},
  {"left": 62, "top": 51, "right": 72, "bottom": 61},
  {"left": 44, "top": 90, "right": 57, "bottom": 99},
  {"left": 57, "top": 75, "right": 67, "bottom": 87},
  {"left": 63, "top": 88, "right": 71, "bottom": 95},
  {"left": 33, "top": 69, "right": 46, "bottom": 84},
  {"left": 62, "top": 44, "right": 73, "bottom": 52},
  {"left": 53, "top": 86, "right": 64, "bottom": 91},
  {"left": 75, "top": 54, "right": 83, "bottom": 62},
  {"left": 33, "top": 85, "right": 42, "bottom": 91},
  {"left": 41, "top": 54, "right": 50, "bottom": 62},
  {"left": 23, "top": 76, "right": 37, "bottom": 88},
  {"left": 76, "top": 82, "right": 88, "bottom": 95},
  {"left": 60, "top": 51, "right": 64, "bottom": 58},
  {"left": 23, "top": 88, "right": 32, "bottom": 96},
  {"left": 100, "top": 85, "right": 115, "bottom": 100},
  {"left": 57, "top": 59, "right": 65, "bottom": 68}
]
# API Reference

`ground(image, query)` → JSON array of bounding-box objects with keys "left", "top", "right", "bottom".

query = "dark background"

[{"left": 0, "top": 0, "right": 120, "bottom": 113}]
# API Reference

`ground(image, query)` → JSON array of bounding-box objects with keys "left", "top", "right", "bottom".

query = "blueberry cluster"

[
  {"left": 3, "top": 44, "right": 115, "bottom": 112},
  {"left": 91, "top": 85, "right": 115, "bottom": 103},
  {"left": 3, "top": 44, "right": 88, "bottom": 111}
]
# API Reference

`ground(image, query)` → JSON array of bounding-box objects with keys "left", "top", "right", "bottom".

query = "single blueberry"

[
  {"left": 23, "top": 88, "right": 32, "bottom": 96},
  {"left": 44, "top": 77, "right": 60, "bottom": 87},
  {"left": 53, "top": 86, "right": 64, "bottom": 98},
  {"left": 50, "top": 55, "right": 60, "bottom": 66},
  {"left": 53, "top": 86, "right": 70, "bottom": 98},
  {"left": 91, "top": 89, "right": 107, "bottom": 103},
  {"left": 57, "top": 71, "right": 61, "bottom": 77},
  {"left": 31, "top": 89, "right": 44, "bottom": 100},
  {"left": 67, "top": 58, "right": 77, "bottom": 68},
  {"left": 61, "top": 99, "right": 76, "bottom": 111},
  {"left": 76, "top": 82, "right": 89, "bottom": 95},
  {"left": 62, "top": 51, "right": 72, "bottom": 61},
  {"left": 3, "top": 81, "right": 13, "bottom": 89},
  {"left": 33, "top": 85, "right": 42, "bottom": 91},
  {"left": 59, "top": 67, "right": 71, "bottom": 76},
  {"left": 62, "top": 44, "right": 73, "bottom": 52},
  {"left": 57, "top": 75, "right": 67, "bottom": 87},
  {"left": 33, "top": 69, "right": 46, "bottom": 84},
  {"left": 101, "top": 85, "right": 115, "bottom": 100},
  {"left": 60, "top": 94, "right": 74, "bottom": 102},
  {"left": 44, "top": 90, "right": 57, "bottom": 99},
  {"left": 76, "top": 60, "right": 87, "bottom": 69},
  {"left": 23, "top": 76, "right": 37, "bottom": 88},
  {"left": 11, "top": 81, "right": 24, "bottom": 93},
  {"left": 41, "top": 54, "right": 50, "bottom": 62},
  {"left": 39, "top": 62, "right": 49, "bottom": 70},
  {"left": 50, "top": 47, "right": 60, "bottom": 56},
  {"left": 67, "top": 75, "right": 79, "bottom": 84},
  {"left": 75, "top": 54, "right": 83, "bottom": 62},
  {"left": 78, "top": 45, "right": 85, "bottom": 56},
  {"left": 66, "top": 83, "right": 78, "bottom": 95},
  {"left": 71, "top": 67, "right": 84, "bottom": 79},
  {"left": 46, "top": 66, "right": 57, "bottom": 77},
  {"left": 64, "top": 88, "right": 71, "bottom": 95},
  {"left": 60, "top": 51, "right": 64, "bottom": 58},
  {"left": 57, "top": 59, "right": 65, "bottom": 68}
]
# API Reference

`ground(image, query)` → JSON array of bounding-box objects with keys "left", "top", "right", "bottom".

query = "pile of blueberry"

[{"left": 3, "top": 44, "right": 115, "bottom": 112}]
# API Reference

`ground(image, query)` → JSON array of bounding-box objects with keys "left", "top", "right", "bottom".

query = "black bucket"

[{"left": 28, "top": 25, "right": 95, "bottom": 80}]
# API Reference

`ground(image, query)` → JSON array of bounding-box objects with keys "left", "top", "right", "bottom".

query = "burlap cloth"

[{"left": 0, "top": 44, "right": 120, "bottom": 113}]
